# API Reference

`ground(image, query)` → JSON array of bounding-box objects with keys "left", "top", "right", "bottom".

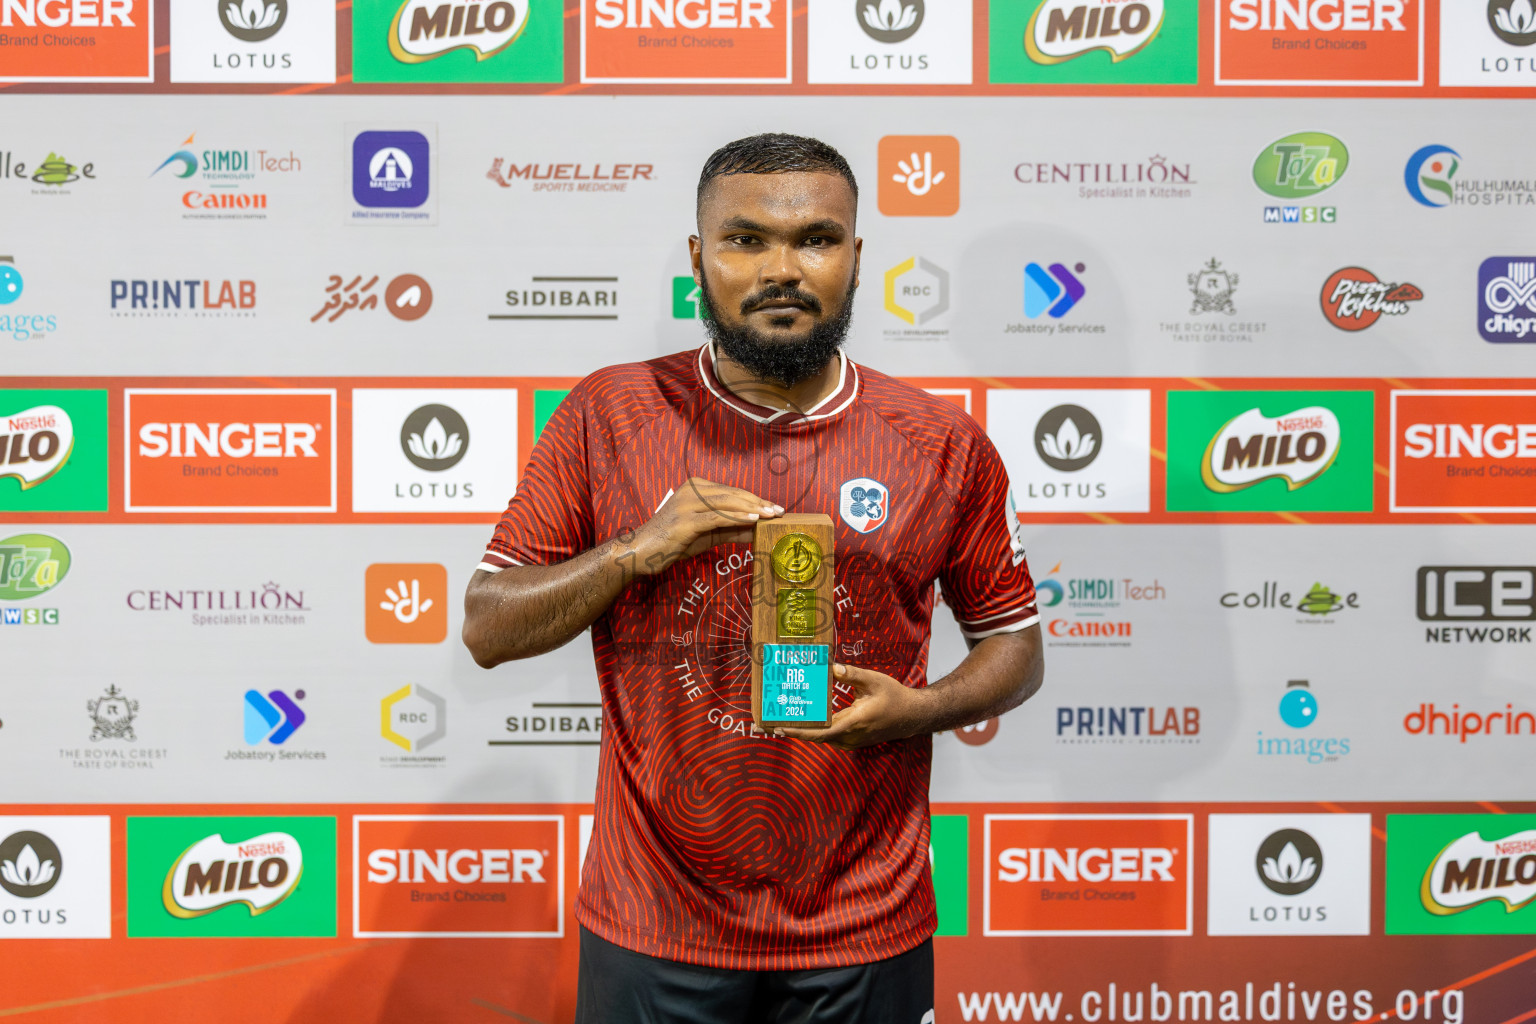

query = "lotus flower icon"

[
  {"left": 407, "top": 417, "right": 462, "bottom": 464},
  {"left": 1262, "top": 842, "right": 1317, "bottom": 887},
  {"left": 1039, "top": 415, "right": 1096, "bottom": 463},
  {"left": 1, "top": 844, "right": 55, "bottom": 889},
  {"left": 1496, "top": 0, "right": 1536, "bottom": 34},
  {"left": 863, "top": 0, "right": 919, "bottom": 32},
  {"left": 226, "top": 0, "right": 281, "bottom": 30}
]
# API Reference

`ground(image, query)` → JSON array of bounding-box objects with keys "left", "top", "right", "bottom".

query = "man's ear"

[
  {"left": 688, "top": 235, "right": 703, "bottom": 285},
  {"left": 853, "top": 235, "right": 862, "bottom": 290}
]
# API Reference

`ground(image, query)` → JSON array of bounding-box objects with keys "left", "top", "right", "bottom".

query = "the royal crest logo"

[
  {"left": 1421, "top": 829, "right": 1536, "bottom": 916},
  {"left": 388, "top": 0, "right": 529, "bottom": 62},
  {"left": 839, "top": 478, "right": 889, "bottom": 533},
  {"left": 1201, "top": 406, "right": 1342, "bottom": 492},
  {"left": 1025, "top": 0, "right": 1165, "bottom": 64},
  {"left": 162, "top": 831, "right": 303, "bottom": 918},
  {"left": 1189, "top": 258, "right": 1238, "bottom": 315},
  {"left": 87, "top": 685, "right": 139, "bottom": 742}
]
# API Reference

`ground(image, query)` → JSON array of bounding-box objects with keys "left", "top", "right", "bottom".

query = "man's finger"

[
  {"left": 778, "top": 706, "right": 859, "bottom": 743},
  {"left": 833, "top": 662, "right": 888, "bottom": 695}
]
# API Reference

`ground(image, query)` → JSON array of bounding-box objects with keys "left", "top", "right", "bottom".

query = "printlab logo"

[
  {"left": 1054, "top": 705, "right": 1198, "bottom": 742},
  {"left": 1034, "top": 404, "right": 1100, "bottom": 471},
  {"left": 1405, "top": 145, "right": 1460, "bottom": 207},
  {"left": 311, "top": 274, "right": 433, "bottom": 322},
  {"left": 877, "top": 135, "right": 959, "bottom": 216},
  {"left": 244, "top": 689, "right": 305, "bottom": 745},
  {"left": 381, "top": 684, "right": 448, "bottom": 755},
  {"left": 0, "top": 256, "right": 59, "bottom": 342},
  {"left": 221, "top": 0, "right": 286, "bottom": 41},
  {"left": 1320, "top": 268, "right": 1422, "bottom": 330},
  {"left": 1253, "top": 132, "right": 1346, "bottom": 223},
  {"left": 989, "top": 0, "right": 1196, "bottom": 84},
  {"left": 882, "top": 257, "right": 949, "bottom": 339},
  {"left": 1478, "top": 258, "right": 1536, "bottom": 342},
  {"left": 366, "top": 563, "right": 448, "bottom": 644},
  {"left": 1256, "top": 829, "right": 1322, "bottom": 896},
  {"left": 0, "top": 831, "right": 62, "bottom": 898},
  {"left": 400, "top": 404, "right": 468, "bottom": 470}
]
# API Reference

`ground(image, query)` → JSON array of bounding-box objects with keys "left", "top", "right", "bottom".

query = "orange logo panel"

[
  {"left": 878, "top": 136, "right": 961, "bottom": 217},
  {"left": 1216, "top": 0, "right": 1421, "bottom": 84},
  {"left": 583, "top": 0, "right": 791, "bottom": 82},
  {"left": 0, "top": 0, "right": 153, "bottom": 81},
  {"left": 1393, "top": 392, "right": 1536, "bottom": 512},
  {"left": 985, "top": 815, "right": 1191, "bottom": 935},
  {"left": 355, "top": 817, "right": 563, "bottom": 936},
  {"left": 125, "top": 390, "right": 335, "bottom": 512},
  {"left": 365, "top": 563, "right": 449, "bottom": 644}
]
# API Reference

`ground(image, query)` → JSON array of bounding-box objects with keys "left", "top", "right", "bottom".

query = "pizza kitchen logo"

[{"left": 1319, "top": 267, "right": 1422, "bottom": 330}]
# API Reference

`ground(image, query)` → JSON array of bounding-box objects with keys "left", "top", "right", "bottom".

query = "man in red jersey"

[{"left": 463, "top": 134, "right": 1043, "bottom": 1023}]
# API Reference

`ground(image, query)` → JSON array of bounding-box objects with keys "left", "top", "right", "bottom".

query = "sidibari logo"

[
  {"left": 1421, "top": 829, "right": 1536, "bottom": 916},
  {"left": 0, "top": 534, "right": 70, "bottom": 601},
  {"left": 1490, "top": 0, "right": 1536, "bottom": 43},
  {"left": 220, "top": 0, "right": 287, "bottom": 42},
  {"left": 1405, "top": 145, "right": 1460, "bottom": 207},
  {"left": 1024, "top": 262, "right": 1085, "bottom": 318},
  {"left": 859, "top": 0, "right": 923, "bottom": 43},
  {"left": 0, "top": 406, "right": 72, "bottom": 490},
  {"left": 1253, "top": 133, "right": 1348, "bottom": 198},
  {"left": 1201, "top": 406, "right": 1341, "bottom": 492},
  {"left": 162, "top": 831, "right": 303, "bottom": 918},
  {"left": 388, "top": 0, "right": 530, "bottom": 63},
  {"left": 1319, "top": 268, "right": 1422, "bottom": 331},
  {"left": 1025, "top": 0, "right": 1165, "bottom": 64}
]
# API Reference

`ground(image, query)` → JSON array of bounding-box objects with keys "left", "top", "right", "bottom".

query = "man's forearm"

[{"left": 910, "top": 627, "right": 1043, "bottom": 736}]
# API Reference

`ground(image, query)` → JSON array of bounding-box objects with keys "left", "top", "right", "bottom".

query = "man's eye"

[
  {"left": 805, "top": 237, "right": 829, "bottom": 247},
  {"left": 729, "top": 235, "right": 759, "bottom": 245}
]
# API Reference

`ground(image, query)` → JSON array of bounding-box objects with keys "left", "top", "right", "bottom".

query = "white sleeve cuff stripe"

[
  {"left": 960, "top": 613, "right": 1040, "bottom": 640},
  {"left": 958, "top": 605, "right": 1039, "bottom": 627}
]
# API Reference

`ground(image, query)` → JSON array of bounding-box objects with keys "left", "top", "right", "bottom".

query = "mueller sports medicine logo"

[
  {"left": 0, "top": 0, "right": 153, "bottom": 81},
  {"left": 125, "top": 389, "right": 336, "bottom": 513},
  {"left": 1390, "top": 390, "right": 1536, "bottom": 513},
  {"left": 582, "top": 0, "right": 791, "bottom": 83},
  {"left": 487, "top": 158, "right": 654, "bottom": 194},
  {"left": 984, "top": 814, "right": 1193, "bottom": 935},
  {"left": 354, "top": 816, "right": 564, "bottom": 936},
  {"left": 1216, "top": 0, "right": 1422, "bottom": 84},
  {"left": 1319, "top": 268, "right": 1422, "bottom": 330},
  {"left": 1479, "top": 258, "right": 1536, "bottom": 342},
  {"left": 1025, "top": 0, "right": 1166, "bottom": 64},
  {"left": 1417, "top": 566, "right": 1534, "bottom": 644},
  {"left": 1201, "top": 406, "right": 1341, "bottom": 492}
]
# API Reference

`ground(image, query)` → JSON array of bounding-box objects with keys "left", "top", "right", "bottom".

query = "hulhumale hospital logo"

[{"left": 1405, "top": 145, "right": 1461, "bottom": 207}]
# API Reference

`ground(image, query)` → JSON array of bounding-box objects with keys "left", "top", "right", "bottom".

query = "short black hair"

[{"left": 697, "top": 133, "right": 858, "bottom": 218}]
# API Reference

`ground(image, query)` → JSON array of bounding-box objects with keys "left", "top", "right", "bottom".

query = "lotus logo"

[
  {"left": 1256, "top": 829, "right": 1323, "bottom": 896},
  {"left": 400, "top": 404, "right": 468, "bottom": 471},
  {"left": 0, "top": 831, "right": 62, "bottom": 898},
  {"left": 1034, "top": 404, "right": 1102, "bottom": 471},
  {"left": 219, "top": 0, "right": 287, "bottom": 43},
  {"left": 860, "top": 0, "right": 924, "bottom": 43},
  {"left": 1491, "top": 0, "right": 1536, "bottom": 44}
]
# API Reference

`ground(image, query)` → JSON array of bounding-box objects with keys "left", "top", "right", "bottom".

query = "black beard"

[{"left": 698, "top": 270, "right": 855, "bottom": 389}]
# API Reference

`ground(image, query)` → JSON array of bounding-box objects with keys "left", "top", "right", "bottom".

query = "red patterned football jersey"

[{"left": 478, "top": 344, "right": 1037, "bottom": 969}]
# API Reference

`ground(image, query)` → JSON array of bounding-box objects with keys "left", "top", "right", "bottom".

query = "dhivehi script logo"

[
  {"left": 162, "top": 831, "right": 303, "bottom": 918},
  {"left": 1, "top": 405, "right": 73, "bottom": 490},
  {"left": 1201, "top": 406, "right": 1341, "bottom": 493},
  {"left": 1025, "top": 0, "right": 1165, "bottom": 64},
  {"left": 389, "top": 0, "right": 530, "bottom": 63},
  {"left": 1421, "top": 829, "right": 1536, "bottom": 915}
]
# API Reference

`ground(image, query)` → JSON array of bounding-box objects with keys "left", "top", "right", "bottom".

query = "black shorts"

[{"left": 574, "top": 927, "right": 935, "bottom": 1024}]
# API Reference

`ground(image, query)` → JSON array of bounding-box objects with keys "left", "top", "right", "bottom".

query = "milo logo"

[
  {"left": 1, "top": 404, "right": 73, "bottom": 489},
  {"left": 0, "top": 534, "right": 71, "bottom": 601}
]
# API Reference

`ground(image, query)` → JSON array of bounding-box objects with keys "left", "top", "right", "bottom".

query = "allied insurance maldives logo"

[
  {"left": 124, "top": 389, "right": 336, "bottom": 513},
  {"left": 1215, "top": 0, "right": 1423, "bottom": 85},
  {"left": 581, "top": 0, "right": 792, "bottom": 83},
  {"left": 0, "top": 0, "right": 153, "bottom": 82}
]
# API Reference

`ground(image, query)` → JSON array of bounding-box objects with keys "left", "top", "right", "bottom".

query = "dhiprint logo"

[
  {"left": 1319, "top": 268, "right": 1422, "bottom": 330},
  {"left": 1034, "top": 404, "right": 1100, "bottom": 471},
  {"left": 878, "top": 135, "right": 960, "bottom": 216},
  {"left": 366, "top": 564, "right": 448, "bottom": 644},
  {"left": 1405, "top": 145, "right": 1460, "bottom": 207},
  {"left": 1478, "top": 258, "right": 1536, "bottom": 342},
  {"left": 1256, "top": 829, "right": 1322, "bottom": 895},
  {"left": 400, "top": 404, "right": 468, "bottom": 470},
  {"left": 839, "top": 477, "right": 889, "bottom": 533},
  {"left": 221, "top": 0, "right": 287, "bottom": 41},
  {"left": 0, "top": 817, "right": 112, "bottom": 938},
  {"left": 243, "top": 689, "right": 306, "bottom": 745},
  {"left": 1023, "top": 262, "right": 1085, "bottom": 318},
  {"left": 0, "top": 831, "right": 62, "bottom": 898},
  {"left": 1207, "top": 814, "right": 1371, "bottom": 936},
  {"left": 1025, "top": 0, "right": 1166, "bottom": 64}
]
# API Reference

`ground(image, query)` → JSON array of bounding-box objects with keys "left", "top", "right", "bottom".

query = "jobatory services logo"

[
  {"left": 349, "top": 127, "right": 436, "bottom": 223},
  {"left": 882, "top": 256, "right": 950, "bottom": 340},
  {"left": 0, "top": 390, "right": 108, "bottom": 512},
  {"left": 380, "top": 684, "right": 448, "bottom": 766},
  {"left": 989, "top": 0, "right": 1196, "bottom": 83},
  {"left": 1254, "top": 132, "right": 1346, "bottom": 224},
  {"left": 987, "top": 389, "right": 1152, "bottom": 512},
  {"left": 170, "top": 0, "right": 336, "bottom": 83},
  {"left": 1206, "top": 815, "right": 1371, "bottom": 935},
  {"left": 493, "top": 275, "right": 619, "bottom": 321},
  {"left": 1256, "top": 680, "right": 1351, "bottom": 765},
  {"left": 0, "top": 817, "right": 112, "bottom": 938},
  {"left": 807, "top": 0, "right": 973, "bottom": 83},
  {"left": 0, "top": 255, "right": 59, "bottom": 341},
  {"left": 487, "top": 157, "right": 655, "bottom": 193},
  {"left": 1021, "top": 262, "right": 1087, "bottom": 321},
  {"left": 1012, "top": 154, "right": 1197, "bottom": 201},
  {"left": 0, "top": 0, "right": 153, "bottom": 81},
  {"left": 1387, "top": 814, "right": 1536, "bottom": 934},
  {"left": 1440, "top": 0, "right": 1536, "bottom": 84},
  {"left": 366, "top": 564, "right": 448, "bottom": 643},
  {"left": 1319, "top": 267, "right": 1422, "bottom": 330},
  {"left": 581, "top": 0, "right": 792, "bottom": 82},
  {"left": 0, "top": 149, "right": 98, "bottom": 195},
  {"left": 150, "top": 132, "right": 303, "bottom": 220},
  {"left": 243, "top": 689, "right": 306, "bottom": 745},
  {"left": 124, "top": 389, "right": 337, "bottom": 513},
  {"left": 1417, "top": 566, "right": 1534, "bottom": 644},
  {"left": 1478, "top": 258, "right": 1536, "bottom": 342},
  {"left": 1215, "top": 0, "right": 1422, "bottom": 84},
  {"left": 353, "top": 816, "right": 565, "bottom": 937},
  {"left": 1165, "top": 390, "right": 1373, "bottom": 512},
  {"left": 126, "top": 816, "right": 336, "bottom": 937},
  {"left": 352, "top": 0, "right": 562, "bottom": 83},
  {"left": 984, "top": 814, "right": 1193, "bottom": 935},
  {"left": 1390, "top": 390, "right": 1536, "bottom": 513},
  {"left": 877, "top": 135, "right": 959, "bottom": 216},
  {"left": 311, "top": 273, "right": 433, "bottom": 323},
  {"left": 352, "top": 390, "right": 518, "bottom": 512}
]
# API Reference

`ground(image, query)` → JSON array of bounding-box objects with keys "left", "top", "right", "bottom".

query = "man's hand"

[
  {"left": 627, "top": 477, "right": 783, "bottom": 577},
  {"left": 777, "top": 663, "right": 925, "bottom": 750}
]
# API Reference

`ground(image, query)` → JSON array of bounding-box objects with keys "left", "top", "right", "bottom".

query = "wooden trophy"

[{"left": 751, "top": 513, "right": 835, "bottom": 729}]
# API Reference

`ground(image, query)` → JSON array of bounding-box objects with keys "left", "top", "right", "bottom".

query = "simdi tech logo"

[
  {"left": 352, "top": 0, "right": 563, "bottom": 83},
  {"left": 124, "top": 389, "right": 337, "bottom": 513},
  {"left": 1215, "top": 0, "right": 1422, "bottom": 84},
  {"left": 877, "top": 135, "right": 959, "bottom": 217},
  {"left": 0, "top": 0, "right": 153, "bottom": 81},
  {"left": 1387, "top": 814, "right": 1536, "bottom": 935},
  {"left": 806, "top": 0, "right": 974, "bottom": 84},
  {"left": 984, "top": 814, "right": 1193, "bottom": 935},
  {"left": 354, "top": 815, "right": 564, "bottom": 937},
  {"left": 169, "top": 0, "right": 337, "bottom": 84},
  {"left": 581, "top": 0, "right": 792, "bottom": 83},
  {"left": 126, "top": 816, "right": 336, "bottom": 937},
  {"left": 989, "top": 0, "right": 1198, "bottom": 84},
  {"left": 1390, "top": 390, "right": 1536, "bottom": 512},
  {"left": 0, "top": 389, "right": 108, "bottom": 512},
  {"left": 150, "top": 132, "right": 303, "bottom": 221},
  {"left": 1165, "top": 390, "right": 1374, "bottom": 512}
]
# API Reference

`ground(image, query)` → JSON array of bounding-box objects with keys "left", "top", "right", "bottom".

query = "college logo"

[
  {"left": 125, "top": 389, "right": 336, "bottom": 512},
  {"left": 1207, "top": 815, "right": 1371, "bottom": 935},
  {"left": 807, "top": 0, "right": 972, "bottom": 84},
  {"left": 381, "top": 684, "right": 448, "bottom": 753},
  {"left": 126, "top": 816, "right": 336, "bottom": 937},
  {"left": 244, "top": 689, "right": 306, "bottom": 745},
  {"left": 988, "top": 390, "right": 1151, "bottom": 513},
  {"left": 1390, "top": 390, "right": 1536, "bottom": 512},
  {"left": 1220, "top": 580, "right": 1360, "bottom": 622},
  {"left": 87, "top": 685, "right": 139, "bottom": 742},
  {"left": 0, "top": 150, "right": 98, "bottom": 194},
  {"left": 312, "top": 273, "right": 433, "bottom": 322},
  {"left": 353, "top": 815, "right": 564, "bottom": 936},
  {"left": 0, "top": 256, "right": 59, "bottom": 341},
  {"left": 0, "top": 817, "right": 112, "bottom": 938},
  {"left": 1319, "top": 268, "right": 1422, "bottom": 330},
  {"left": 353, "top": 0, "right": 561, "bottom": 83},
  {"left": 877, "top": 135, "right": 959, "bottom": 216},
  {"left": 1404, "top": 145, "right": 1459, "bottom": 206},
  {"left": 882, "top": 257, "right": 949, "bottom": 339},
  {"left": 990, "top": 0, "right": 1195, "bottom": 82},
  {"left": 1257, "top": 680, "right": 1351, "bottom": 765},
  {"left": 839, "top": 478, "right": 888, "bottom": 533},
  {"left": 1023, "top": 262, "right": 1085, "bottom": 319},
  {"left": 985, "top": 815, "right": 1193, "bottom": 935},
  {"left": 351, "top": 389, "right": 518, "bottom": 512},
  {"left": 1216, "top": 0, "right": 1421, "bottom": 84},
  {"left": 0, "top": 534, "right": 70, "bottom": 602},
  {"left": 0, "top": 0, "right": 152, "bottom": 81},
  {"left": 1, "top": 390, "right": 105, "bottom": 512},
  {"left": 582, "top": 0, "right": 791, "bottom": 82},
  {"left": 1478, "top": 258, "right": 1536, "bottom": 342},
  {"left": 366, "top": 564, "right": 448, "bottom": 643},
  {"left": 1387, "top": 815, "right": 1536, "bottom": 934},
  {"left": 1440, "top": 0, "right": 1536, "bottom": 84}
]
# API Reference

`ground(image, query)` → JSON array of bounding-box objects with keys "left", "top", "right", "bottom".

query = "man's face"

[{"left": 690, "top": 171, "right": 860, "bottom": 386}]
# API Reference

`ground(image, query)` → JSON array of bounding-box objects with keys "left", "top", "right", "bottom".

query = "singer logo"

[
  {"left": 353, "top": 815, "right": 564, "bottom": 936},
  {"left": 985, "top": 814, "right": 1192, "bottom": 935},
  {"left": 125, "top": 390, "right": 335, "bottom": 512},
  {"left": 365, "top": 563, "right": 448, "bottom": 643},
  {"left": 1216, "top": 0, "right": 1422, "bottom": 84},
  {"left": 878, "top": 135, "right": 960, "bottom": 216},
  {"left": 582, "top": 0, "right": 791, "bottom": 83},
  {"left": 0, "top": 0, "right": 153, "bottom": 81},
  {"left": 1390, "top": 391, "right": 1536, "bottom": 512}
]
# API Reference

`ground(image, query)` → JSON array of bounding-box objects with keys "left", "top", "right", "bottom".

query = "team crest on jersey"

[{"left": 840, "top": 478, "right": 889, "bottom": 534}]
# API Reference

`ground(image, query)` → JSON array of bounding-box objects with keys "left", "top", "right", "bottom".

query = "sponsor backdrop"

[{"left": 4, "top": 3, "right": 1536, "bottom": 1023}]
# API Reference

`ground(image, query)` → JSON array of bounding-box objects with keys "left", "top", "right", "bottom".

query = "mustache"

[{"left": 741, "top": 285, "right": 823, "bottom": 316}]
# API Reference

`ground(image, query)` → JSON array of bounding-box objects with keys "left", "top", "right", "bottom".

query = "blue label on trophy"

[{"left": 760, "top": 643, "right": 830, "bottom": 723}]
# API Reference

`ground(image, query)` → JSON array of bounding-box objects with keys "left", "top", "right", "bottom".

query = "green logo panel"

[
  {"left": 127, "top": 816, "right": 337, "bottom": 937},
  {"left": 1386, "top": 814, "right": 1536, "bottom": 935},
  {"left": 931, "top": 814, "right": 969, "bottom": 937},
  {"left": 989, "top": 0, "right": 1197, "bottom": 84},
  {"left": 1165, "top": 390, "right": 1374, "bottom": 513},
  {"left": 352, "top": 0, "right": 564, "bottom": 83},
  {"left": 0, "top": 389, "right": 108, "bottom": 511},
  {"left": 533, "top": 389, "right": 570, "bottom": 444}
]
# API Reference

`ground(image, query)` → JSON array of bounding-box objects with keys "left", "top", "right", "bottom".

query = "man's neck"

[{"left": 711, "top": 343, "right": 843, "bottom": 415}]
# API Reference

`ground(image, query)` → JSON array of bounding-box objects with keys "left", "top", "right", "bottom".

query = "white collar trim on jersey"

[{"left": 697, "top": 342, "right": 860, "bottom": 425}]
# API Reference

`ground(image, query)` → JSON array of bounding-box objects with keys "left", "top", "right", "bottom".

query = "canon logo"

[
  {"left": 1225, "top": 0, "right": 1405, "bottom": 31},
  {"left": 137, "top": 422, "right": 318, "bottom": 459},
  {"left": 1402, "top": 423, "right": 1536, "bottom": 459},
  {"left": 0, "top": 0, "right": 136, "bottom": 27},
  {"left": 997, "top": 846, "right": 1176, "bottom": 883},
  {"left": 592, "top": 0, "right": 772, "bottom": 29},
  {"left": 366, "top": 848, "right": 545, "bottom": 884}
]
